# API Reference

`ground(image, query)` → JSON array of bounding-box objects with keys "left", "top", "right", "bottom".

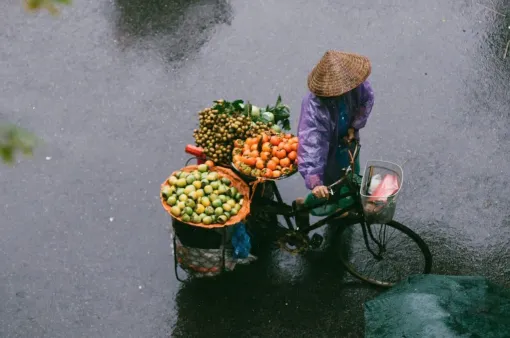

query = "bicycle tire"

[{"left": 335, "top": 220, "right": 432, "bottom": 288}]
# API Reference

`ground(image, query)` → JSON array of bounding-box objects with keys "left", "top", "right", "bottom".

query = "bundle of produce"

[
  {"left": 160, "top": 163, "right": 250, "bottom": 228},
  {"left": 231, "top": 132, "right": 299, "bottom": 179},
  {"left": 192, "top": 96, "right": 291, "bottom": 165}
]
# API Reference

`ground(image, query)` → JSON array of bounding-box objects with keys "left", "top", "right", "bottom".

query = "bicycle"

[
  {"left": 243, "top": 141, "right": 433, "bottom": 288},
  {"left": 181, "top": 142, "right": 433, "bottom": 287}
]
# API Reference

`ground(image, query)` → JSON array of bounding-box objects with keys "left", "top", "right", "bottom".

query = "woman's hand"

[
  {"left": 312, "top": 185, "right": 329, "bottom": 199},
  {"left": 342, "top": 128, "right": 355, "bottom": 145}
]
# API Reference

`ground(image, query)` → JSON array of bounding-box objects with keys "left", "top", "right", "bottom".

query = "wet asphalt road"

[{"left": 1, "top": 0, "right": 510, "bottom": 337}]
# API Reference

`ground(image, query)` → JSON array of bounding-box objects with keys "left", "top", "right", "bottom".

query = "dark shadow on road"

[
  {"left": 111, "top": 0, "right": 233, "bottom": 63},
  {"left": 171, "top": 225, "right": 381, "bottom": 337}
]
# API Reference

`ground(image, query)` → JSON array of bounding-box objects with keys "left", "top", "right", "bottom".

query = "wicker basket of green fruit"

[{"left": 160, "top": 164, "right": 250, "bottom": 228}]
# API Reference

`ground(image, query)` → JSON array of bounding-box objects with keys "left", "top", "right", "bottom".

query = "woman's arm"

[
  {"left": 351, "top": 80, "right": 375, "bottom": 130},
  {"left": 297, "top": 96, "right": 330, "bottom": 190}
]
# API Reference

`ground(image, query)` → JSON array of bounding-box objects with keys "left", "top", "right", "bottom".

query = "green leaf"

[
  {"left": 276, "top": 95, "right": 282, "bottom": 107},
  {"left": 0, "top": 124, "right": 38, "bottom": 164}
]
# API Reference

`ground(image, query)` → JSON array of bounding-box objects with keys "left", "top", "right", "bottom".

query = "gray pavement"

[{"left": 0, "top": 0, "right": 509, "bottom": 337}]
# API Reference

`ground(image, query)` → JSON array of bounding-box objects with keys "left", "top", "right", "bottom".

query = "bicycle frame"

[{"left": 250, "top": 141, "right": 387, "bottom": 258}]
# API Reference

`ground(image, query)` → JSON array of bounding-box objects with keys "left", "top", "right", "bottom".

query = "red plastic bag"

[{"left": 368, "top": 174, "right": 399, "bottom": 202}]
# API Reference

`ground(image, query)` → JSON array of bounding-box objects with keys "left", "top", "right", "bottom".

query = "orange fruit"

[
  {"left": 271, "top": 157, "right": 280, "bottom": 165},
  {"left": 266, "top": 160, "right": 277, "bottom": 171},
  {"left": 250, "top": 150, "right": 259, "bottom": 158},
  {"left": 276, "top": 149, "right": 287, "bottom": 159},
  {"left": 261, "top": 151, "right": 271, "bottom": 161},
  {"left": 272, "top": 170, "right": 281, "bottom": 178},
  {"left": 262, "top": 133, "right": 270, "bottom": 143},
  {"left": 280, "top": 158, "right": 291, "bottom": 167},
  {"left": 256, "top": 159, "right": 265, "bottom": 169},
  {"left": 243, "top": 149, "right": 251, "bottom": 156},
  {"left": 291, "top": 143, "right": 298, "bottom": 151},
  {"left": 243, "top": 156, "right": 256, "bottom": 166},
  {"left": 290, "top": 136, "right": 299, "bottom": 144},
  {"left": 250, "top": 144, "right": 259, "bottom": 151},
  {"left": 283, "top": 143, "right": 292, "bottom": 153},
  {"left": 262, "top": 142, "right": 272, "bottom": 153},
  {"left": 288, "top": 151, "right": 297, "bottom": 161},
  {"left": 270, "top": 136, "right": 281, "bottom": 146},
  {"left": 284, "top": 133, "right": 292, "bottom": 139},
  {"left": 262, "top": 168, "right": 273, "bottom": 178}
]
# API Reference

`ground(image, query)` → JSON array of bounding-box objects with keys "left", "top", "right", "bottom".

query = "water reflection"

[
  {"left": 171, "top": 228, "right": 378, "bottom": 337},
  {"left": 112, "top": 0, "right": 233, "bottom": 63}
]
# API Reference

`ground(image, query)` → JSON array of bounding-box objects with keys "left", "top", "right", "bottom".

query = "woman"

[{"left": 296, "top": 50, "right": 374, "bottom": 216}]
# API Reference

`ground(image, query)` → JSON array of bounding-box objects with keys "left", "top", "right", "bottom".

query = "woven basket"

[{"left": 161, "top": 165, "right": 250, "bottom": 229}]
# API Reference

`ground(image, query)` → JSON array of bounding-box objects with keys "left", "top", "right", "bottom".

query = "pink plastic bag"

[{"left": 368, "top": 174, "right": 399, "bottom": 202}]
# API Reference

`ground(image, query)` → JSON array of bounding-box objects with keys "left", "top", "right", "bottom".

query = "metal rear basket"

[{"left": 360, "top": 160, "right": 403, "bottom": 224}]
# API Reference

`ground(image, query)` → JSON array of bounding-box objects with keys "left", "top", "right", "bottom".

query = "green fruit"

[
  {"left": 196, "top": 189, "right": 204, "bottom": 198},
  {"left": 182, "top": 214, "right": 191, "bottom": 222},
  {"left": 209, "top": 193, "right": 219, "bottom": 202},
  {"left": 183, "top": 207, "right": 193, "bottom": 216},
  {"left": 210, "top": 215, "right": 217, "bottom": 223},
  {"left": 224, "top": 211, "right": 231, "bottom": 220},
  {"left": 170, "top": 206, "right": 181, "bottom": 217},
  {"left": 219, "top": 195, "right": 228, "bottom": 203},
  {"left": 230, "top": 208, "right": 238, "bottom": 216},
  {"left": 200, "top": 179, "right": 210, "bottom": 188},
  {"left": 210, "top": 181, "right": 220, "bottom": 190},
  {"left": 185, "top": 199, "right": 196, "bottom": 209},
  {"left": 192, "top": 214, "right": 201, "bottom": 223},
  {"left": 174, "top": 171, "right": 182, "bottom": 178},
  {"left": 235, "top": 193, "right": 242, "bottom": 201},
  {"left": 206, "top": 172, "right": 218, "bottom": 181},
  {"left": 202, "top": 216, "right": 213, "bottom": 225},
  {"left": 193, "top": 171, "right": 201, "bottom": 180},
  {"left": 217, "top": 215, "right": 227, "bottom": 224},
  {"left": 205, "top": 206, "right": 215, "bottom": 215},
  {"left": 199, "top": 213, "right": 207, "bottom": 221},
  {"left": 201, "top": 173, "right": 208, "bottom": 180},
  {"left": 179, "top": 172, "right": 188, "bottom": 179},
  {"left": 166, "top": 195, "right": 177, "bottom": 206},
  {"left": 227, "top": 199, "right": 236, "bottom": 207},
  {"left": 212, "top": 199, "right": 222, "bottom": 208},
  {"left": 222, "top": 203, "right": 232, "bottom": 212},
  {"left": 201, "top": 197, "right": 211, "bottom": 207},
  {"left": 198, "top": 164, "right": 208, "bottom": 173},
  {"left": 230, "top": 187, "right": 238, "bottom": 197},
  {"left": 186, "top": 175, "right": 195, "bottom": 185},
  {"left": 177, "top": 201, "right": 186, "bottom": 210},
  {"left": 195, "top": 204, "right": 205, "bottom": 214},
  {"left": 221, "top": 178, "right": 231, "bottom": 186},
  {"left": 168, "top": 176, "right": 178, "bottom": 186},
  {"left": 204, "top": 185, "right": 213, "bottom": 194},
  {"left": 188, "top": 191, "right": 198, "bottom": 201},
  {"left": 178, "top": 194, "right": 188, "bottom": 202},
  {"left": 193, "top": 181, "right": 202, "bottom": 189},
  {"left": 176, "top": 178, "right": 187, "bottom": 188},
  {"left": 176, "top": 188, "right": 185, "bottom": 196},
  {"left": 214, "top": 207, "right": 223, "bottom": 216},
  {"left": 184, "top": 185, "right": 196, "bottom": 195},
  {"left": 168, "top": 186, "right": 176, "bottom": 195},
  {"left": 161, "top": 186, "right": 172, "bottom": 198},
  {"left": 218, "top": 185, "right": 227, "bottom": 194}
]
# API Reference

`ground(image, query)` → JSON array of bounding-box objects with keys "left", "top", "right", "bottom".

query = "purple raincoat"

[{"left": 297, "top": 80, "right": 375, "bottom": 190}]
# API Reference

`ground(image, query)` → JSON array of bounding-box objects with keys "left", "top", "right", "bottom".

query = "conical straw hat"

[{"left": 307, "top": 50, "right": 372, "bottom": 97}]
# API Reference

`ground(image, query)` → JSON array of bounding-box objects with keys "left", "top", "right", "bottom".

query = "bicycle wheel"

[{"left": 335, "top": 220, "right": 432, "bottom": 287}]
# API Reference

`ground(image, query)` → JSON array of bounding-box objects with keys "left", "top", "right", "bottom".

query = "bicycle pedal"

[{"left": 310, "top": 234, "right": 324, "bottom": 249}]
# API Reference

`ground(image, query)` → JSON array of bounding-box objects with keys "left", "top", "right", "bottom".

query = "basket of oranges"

[{"left": 231, "top": 132, "right": 299, "bottom": 181}]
